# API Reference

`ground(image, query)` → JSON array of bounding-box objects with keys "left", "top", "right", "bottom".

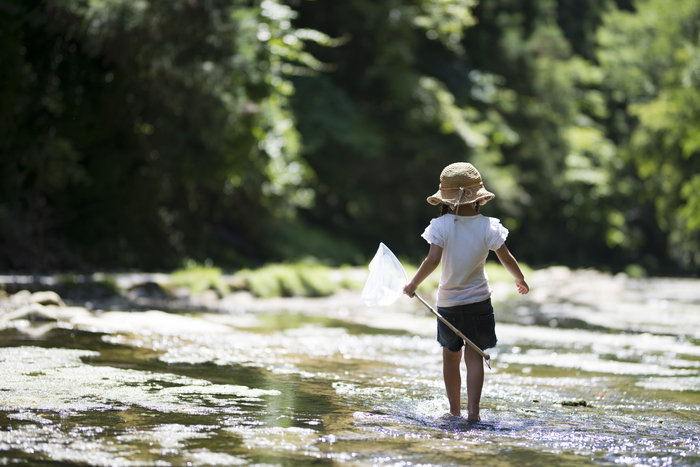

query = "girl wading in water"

[{"left": 403, "top": 162, "right": 529, "bottom": 421}]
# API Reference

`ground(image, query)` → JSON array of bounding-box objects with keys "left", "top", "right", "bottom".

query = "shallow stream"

[{"left": 1, "top": 269, "right": 699, "bottom": 466}]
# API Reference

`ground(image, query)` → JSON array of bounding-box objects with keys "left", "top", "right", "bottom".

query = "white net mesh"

[{"left": 361, "top": 243, "right": 408, "bottom": 307}]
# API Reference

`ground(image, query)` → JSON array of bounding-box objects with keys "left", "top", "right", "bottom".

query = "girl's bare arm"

[
  {"left": 495, "top": 243, "right": 529, "bottom": 294},
  {"left": 403, "top": 243, "right": 443, "bottom": 297}
]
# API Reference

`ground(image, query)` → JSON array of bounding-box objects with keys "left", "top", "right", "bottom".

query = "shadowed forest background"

[{"left": 1, "top": 0, "right": 700, "bottom": 276}]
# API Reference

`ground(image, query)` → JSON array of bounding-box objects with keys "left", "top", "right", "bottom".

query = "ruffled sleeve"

[
  {"left": 487, "top": 217, "right": 509, "bottom": 251},
  {"left": 421, "top": 218, "right": 445, "bottom": 248}
]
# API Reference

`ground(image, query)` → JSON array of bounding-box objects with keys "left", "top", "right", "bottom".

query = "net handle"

[{"left": 413, "top": 293, "right": 492, "bottom": 370}]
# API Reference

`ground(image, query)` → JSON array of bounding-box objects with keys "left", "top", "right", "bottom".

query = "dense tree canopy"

[
  {"left": 0, "top": 0, "right": 698, "bottom": 275},
  {"left": 597, "top": 0, "right": 700, "bottom": 268}
]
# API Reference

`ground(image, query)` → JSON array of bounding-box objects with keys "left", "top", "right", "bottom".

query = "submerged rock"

[
  {"left": 561, "top": 400, "right": 589, "bottom": 407},
  {"left": 9, "top": 290, "right": 32, "bottom": 308},
  {"left": 30, "top": 291, "right": 65, "bottom": 307},
  {"left": 2, "top": 303, "right": 57, "bottom": 322},
  {"left": 127, "top": 281, "right": 171, "bottom": 301}
]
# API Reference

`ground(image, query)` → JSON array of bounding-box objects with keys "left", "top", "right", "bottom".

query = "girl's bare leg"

[
  {"left": 463, "top": 345, "right": 484, "bottom": 421},
  {"left": 442, "top": 347, "right": 463, "bottom": 416}
]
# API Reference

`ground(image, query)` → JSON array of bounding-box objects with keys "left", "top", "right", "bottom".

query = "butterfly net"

[
  {"left": 361, "top": 242, "right": 492, "bottom": 367},
  {"left": 361, "top": 243, "right": 408, "bottom": 306}
]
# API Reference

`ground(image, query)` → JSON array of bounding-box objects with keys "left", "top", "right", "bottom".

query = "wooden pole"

[{"left": 414, "top": 293, "right": 491, "bottom": 370}]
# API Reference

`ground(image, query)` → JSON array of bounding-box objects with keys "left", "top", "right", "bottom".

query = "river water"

[{"left": 1, "top": 268, "right": 699, "bottom": 466}]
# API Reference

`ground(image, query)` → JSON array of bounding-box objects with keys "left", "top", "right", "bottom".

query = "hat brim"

[{"left": 427, "top": 188, "right": 495, "bottom": 206}]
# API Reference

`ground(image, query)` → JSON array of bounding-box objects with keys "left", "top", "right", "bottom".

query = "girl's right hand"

[
  {"left": 403, "top": 282, "right": 417, "bottom": 297},
  {"left": 515, "top": 278, "right": 529, "bottom": 295}
]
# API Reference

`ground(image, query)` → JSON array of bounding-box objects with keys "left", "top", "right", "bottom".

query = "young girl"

[{"left": 403, "top": 162, "right": 529, "bottom": 421}]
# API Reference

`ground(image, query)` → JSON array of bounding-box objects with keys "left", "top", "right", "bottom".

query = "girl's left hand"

[{"left": 515, "top": 278, "right": 529, "bottom": 295}]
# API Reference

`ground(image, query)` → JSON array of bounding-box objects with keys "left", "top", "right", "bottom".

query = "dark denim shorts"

[{"left": 437, "top": 298, "right": 497, "bottom": 352}]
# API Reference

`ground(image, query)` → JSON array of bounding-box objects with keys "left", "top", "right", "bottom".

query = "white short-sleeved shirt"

[{"left": 421, "top": 214, "right": 509, "bottom": 307}]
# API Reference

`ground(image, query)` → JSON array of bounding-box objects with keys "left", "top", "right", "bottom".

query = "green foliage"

[
  {"left": 289, "top": 0, "right": 524, "bottom": 263},
  {"left": 238, "top": 265, "right": 296, "bottom": 298},
  {"left": 597, "top": 0, "right": 700, "bottom": 269},
  {"left": 171, "top": 263, "right": 230, "bottom": 296},
  {"left": 297, "top": 262, "right": 339, "bottom": 296},
  {"left": 0, "top": 0, "right": 329, "bottom": 270},
  {"left": 288, "top": 0, "right": 636, "bottom": 271},
  {"left": 263, "top": 217, "right": 365, "bottom": 265},
  {"left": 232, "top": 260, "right": 339, "bottom": 298},
  {"left": 335, "top": 265, "right": 367, "bottom": 291},
  {"left": 1, "top": 0, "right": 697, "bottom": 275},
  {"left": 624, "top": 264, "right": 647, "bottom": 279},
  {"left": 55, "top": 272, "right": 121, "bottom": 297}
]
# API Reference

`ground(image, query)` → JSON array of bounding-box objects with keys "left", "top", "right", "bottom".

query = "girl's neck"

[{"left": 453, "top": 204, "right": 479, "bottom": 217}]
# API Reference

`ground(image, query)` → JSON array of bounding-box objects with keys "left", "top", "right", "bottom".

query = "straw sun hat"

[{"left": 426, "top": 162, "right": 495, "bottom": 209}]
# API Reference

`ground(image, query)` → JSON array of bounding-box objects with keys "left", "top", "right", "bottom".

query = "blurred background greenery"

[{"left": 1, "top": 0, "right": 699, "bottom": 277}]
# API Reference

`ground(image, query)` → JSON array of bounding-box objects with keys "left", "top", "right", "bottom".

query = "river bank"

[{"left": 2, "top": 265, "right": 699, "bottom": 329}]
